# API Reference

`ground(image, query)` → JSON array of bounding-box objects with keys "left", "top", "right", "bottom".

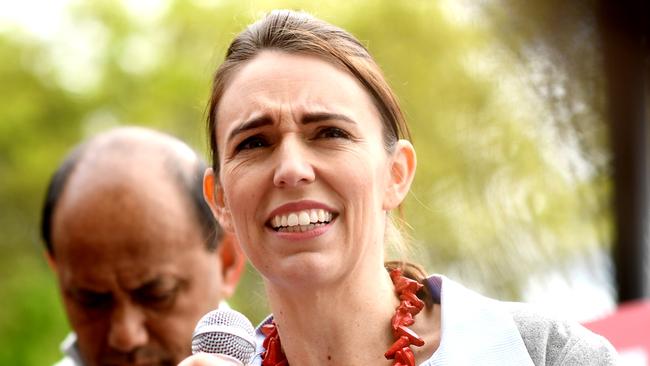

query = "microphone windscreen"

[{"left": 191, "top": 308, "right": 257, "bottom": 364}]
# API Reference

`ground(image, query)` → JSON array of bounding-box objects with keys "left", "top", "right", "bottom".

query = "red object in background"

[{"left": 583, "top": 300, "right": 650, "bottom": 363}]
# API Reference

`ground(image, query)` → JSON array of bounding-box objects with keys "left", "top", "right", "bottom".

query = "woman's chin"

[{"left": 260, "top": 253, "right": 345, "bottom": 289}]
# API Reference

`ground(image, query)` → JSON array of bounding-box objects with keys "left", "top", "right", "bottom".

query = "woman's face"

[{"left": 211, "top": 51, "right": 409, "bottom": 287}]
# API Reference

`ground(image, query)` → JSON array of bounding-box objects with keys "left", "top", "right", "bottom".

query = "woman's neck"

[
  {"left": 263, "top": 266, "right": 441, "bottom": 365},
  {"left": 265, "top": 265, "right": 396, "bottom": 365}
]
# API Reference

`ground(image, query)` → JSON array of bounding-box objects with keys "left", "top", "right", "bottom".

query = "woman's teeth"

[{"left": 271, "top": 209, "right": 333, "bottom": 232}]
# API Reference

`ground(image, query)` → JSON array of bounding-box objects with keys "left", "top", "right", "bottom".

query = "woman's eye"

[
  {"left": 235, "top": 135, "right": 268, "bottom": 151},
  {"left": 316, "top": 127, "right": 350, "bottom": 139}
]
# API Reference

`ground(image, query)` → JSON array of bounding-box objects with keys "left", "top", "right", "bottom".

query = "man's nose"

[
  {"left": 107, "top": 302, "right": 149, "bottom": 352},
  {"left": 272, "top": 137, "right": 316, "bottom": 188}
]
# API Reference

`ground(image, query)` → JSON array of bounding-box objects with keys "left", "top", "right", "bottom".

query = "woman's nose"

[
  {"left": 272, "top": 137, "right": 315, "bottom": 188},
  {"left": 107, "top": 302, "right": 149, "bottom": 352}
]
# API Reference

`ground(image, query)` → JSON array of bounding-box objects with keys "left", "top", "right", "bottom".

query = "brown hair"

[
  {"left": 206, "top": 10, "right": 430, "bottom": 304},
  {"left": 207, "top": 10, "right": 410, "bottom": 174}
]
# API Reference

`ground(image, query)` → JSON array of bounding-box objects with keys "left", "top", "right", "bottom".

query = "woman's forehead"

[{"left": 215, "top": 51, "right": 377, "bottom": 137}]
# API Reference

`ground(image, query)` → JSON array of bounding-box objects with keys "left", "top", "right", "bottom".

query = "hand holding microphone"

[{"left": 179, "top": 308, "right": 257, "bottom": 366}]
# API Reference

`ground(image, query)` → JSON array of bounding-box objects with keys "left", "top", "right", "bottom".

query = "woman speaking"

[{"left": 182, "top": 10, "right": 615, "bottom": 366}]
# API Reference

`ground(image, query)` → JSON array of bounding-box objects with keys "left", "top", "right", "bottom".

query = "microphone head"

[{"left": 191, "top": 308, "right": 257, "bottom": 364}]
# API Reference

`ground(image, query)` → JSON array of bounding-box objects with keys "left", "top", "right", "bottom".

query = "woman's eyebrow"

[
  {"left": 227, "top": 115, "right": 273, "bottom": 143},
  {"left": 302, "top": 112, "right": 356, "bottom": 125},
  {"left": 227, "top": 112, "right": 356, "bottom": 143}
]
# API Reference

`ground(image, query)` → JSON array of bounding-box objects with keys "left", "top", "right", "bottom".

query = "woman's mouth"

[{"left": 269, "top": 209, "right": 335, "bottom": 233}]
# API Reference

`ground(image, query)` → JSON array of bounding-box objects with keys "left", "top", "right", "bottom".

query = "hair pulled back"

[{"left": 207, "top": 9, "right": 410, "bottom": 175}]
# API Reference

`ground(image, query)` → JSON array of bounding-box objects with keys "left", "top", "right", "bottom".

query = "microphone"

[{"left": 191, "top": 308, "right": 257, "bottom": 365}]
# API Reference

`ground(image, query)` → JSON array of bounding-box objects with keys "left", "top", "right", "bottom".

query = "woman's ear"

[
  {"left": 383, "top": 139, "right": 417, "bottom": 210},
  {"left": 203, "top": 168, "right": 234, "bottom": 232}
]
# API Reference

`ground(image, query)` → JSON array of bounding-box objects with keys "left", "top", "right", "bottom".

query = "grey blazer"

[{"left": 509, "top": 302, "right": 617, "bottom": 365}]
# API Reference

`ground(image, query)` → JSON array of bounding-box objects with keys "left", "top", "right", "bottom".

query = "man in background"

[{"left": 41, "top": 127, "right": 245, "bottom": 366}]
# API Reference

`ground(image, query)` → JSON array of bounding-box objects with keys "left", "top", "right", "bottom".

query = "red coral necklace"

[{"left": 260, "top": 268, "right": 426, "bottom": 366}]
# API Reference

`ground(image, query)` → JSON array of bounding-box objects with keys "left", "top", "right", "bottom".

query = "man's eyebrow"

[
  {"left": 303, "top": 112, "right": 356, "bottom": 125},
  {"left": 227, "top": 115, "right": 273, "bottom": 143},
  {"left": 134, "top": 278, "right": 162, "bottom": 291},
  {"left": 68, "top": 287, "right": 110, "bottom": 296},
  {"left": 132, "top": 277, "right": 175, "bottom": 293}
]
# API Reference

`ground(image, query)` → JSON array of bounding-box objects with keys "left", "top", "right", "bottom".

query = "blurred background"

[{"left": 0, "top": 0, "right": 648, "bottom": 365}]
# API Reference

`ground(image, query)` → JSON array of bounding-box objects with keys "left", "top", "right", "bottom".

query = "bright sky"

[
  {"left": 0, "top": 0, "right": 73, "bottom": 40},
  {"left": 0, "top": 0, "right": 169, "bottom": 39},
  {"left": 0, "top": 0, "right": 171, "bottom": 94}
]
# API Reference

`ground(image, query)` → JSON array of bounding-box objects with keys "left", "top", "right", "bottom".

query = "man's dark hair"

[
  {"left": 169, "top": 153, "right": 223, "bottom": 251},
  {"left": 40, "top": 139, "right": 222, "bottom": 256}
]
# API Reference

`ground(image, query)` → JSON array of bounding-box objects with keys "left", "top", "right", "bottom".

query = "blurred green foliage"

[{"left": 0, "top": 0, "right": 611, "bottom": 364}]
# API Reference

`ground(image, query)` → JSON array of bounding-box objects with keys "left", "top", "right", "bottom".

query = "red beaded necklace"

[{"left": 260, "top": 268, "right": 426, "bottom": 366}]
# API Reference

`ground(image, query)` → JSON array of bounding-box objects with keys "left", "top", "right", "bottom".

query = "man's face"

[{"left": 50, "top": 171, "right": 230, "bottom": 366}]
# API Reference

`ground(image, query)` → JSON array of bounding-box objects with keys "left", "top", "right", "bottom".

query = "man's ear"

[
  {"left": 383, "top": 139, "right": 417, "bottom": 210},
  {"left": 203, "top": 168, "right": 234, "bottom": 233},
  {"left": 216, "top": 233, "right": 245, "bottom": 299}
]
